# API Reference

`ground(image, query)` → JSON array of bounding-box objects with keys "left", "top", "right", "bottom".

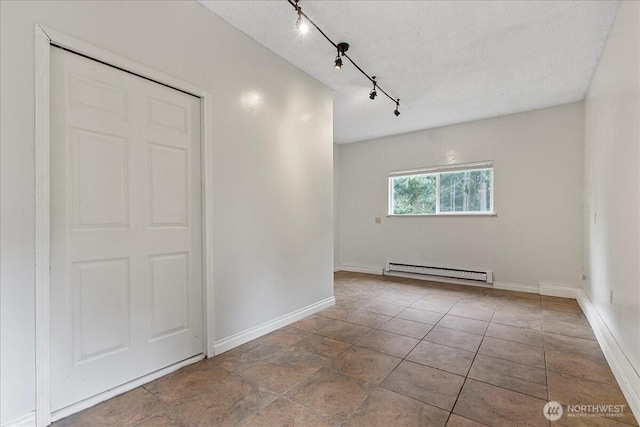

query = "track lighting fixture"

[
  {"left": 334, "top": 55, "right": 342, "bottom": 69},
  {"left": 287, "top": 0, "right": 401, "bottom": 116},
  {"left": 294, "top": 0, "right": 308, "bottom": 33},
  {"left": 369, "top": 76, "right": 377, "bottom": 100},
  {"left": 334, "top": 42, "right": 348, "bottom": 70}
]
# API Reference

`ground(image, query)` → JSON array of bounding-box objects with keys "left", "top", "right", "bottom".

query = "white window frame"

[{"left": 388, "top": 161, "right": 496, "bottom": 217}]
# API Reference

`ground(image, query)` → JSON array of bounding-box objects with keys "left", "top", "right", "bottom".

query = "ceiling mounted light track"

[{"left": 289, "top": 0, "right": 401, "bottom": 117}]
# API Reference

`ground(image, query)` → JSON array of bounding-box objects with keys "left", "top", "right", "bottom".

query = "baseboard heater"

[{"left": 385, "top": 262, "right": 493, "bottom": 284}]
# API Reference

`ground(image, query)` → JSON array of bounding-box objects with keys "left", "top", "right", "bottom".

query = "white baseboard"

[
  {"left": 540, "top": 282, "right": 577, "bottom": 299},
  {"left": 50, "top": 353, "right": 204, "bottom": 422},
  {"left": 336, "top": 264, "right": 578, "bottom": 299},
  {"left": 213, "top": 296, "right": 336, "bottom": 354},
  {"left": 2, "top": 412, "right": 36, "bottom": 427},
  {"left": 334, "top": 265, "right": 383, "bottom": 275},
  {"left": 577, "top": 289, "right": 640, "bottom": 422},
  {"left": 493, "top": 281, "right": 540, "bottom": 294},
  {"left": 334, "top": 265, "right": 341, "bottom": 272}
]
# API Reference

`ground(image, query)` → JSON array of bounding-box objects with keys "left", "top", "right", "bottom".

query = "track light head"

[
  {"left": 369, "top": 76, "right": 377, "bottom": 100},
  {"left": 334, "top": 43, "right": 348, "bottom": 70},
  {"left": 394, "top": 99, "right": 400, "bottom": 116},
  {"left": 296, "top": 14, "right": 309, "bottom": 34}
]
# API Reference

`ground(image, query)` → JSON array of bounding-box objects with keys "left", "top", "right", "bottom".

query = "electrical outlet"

[
  {"left": 375, "top": 217, "right": 381, "bottom": 224},
  {"left": 610, "top": 290, "right": 614, "bottom": 304}
]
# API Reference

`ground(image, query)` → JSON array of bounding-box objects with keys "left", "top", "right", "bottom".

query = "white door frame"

[{"left": 34, "top": 24, "right": 216, "bottom": 426}]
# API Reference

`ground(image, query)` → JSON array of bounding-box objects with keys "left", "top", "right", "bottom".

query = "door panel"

[{"left": 50, "top": 47, "right": 203, "bottom": 412}]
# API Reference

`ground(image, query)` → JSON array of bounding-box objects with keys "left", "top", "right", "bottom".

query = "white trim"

[
  {"left": 334, "top": 265, "right": 383, "bottom": 275},
  {"left": 50, "top": 355, "right": 204, "bottom": 423},
  {"left": 333, "top": 266, "right": 341, "bottom": 272},
  {"left": 539, "top": 282, "right": 577, "bottom": 299},
  {"left": 336, "top": 264, "right": 579, "bottom": 298},
  {"left": 214, "top": 297, "right": 336, "bottom": 354},
  {"left": 577, "top": 289, "right": 640, "bottom": 421},
  {"left": 34, "top": 24, "right": 215, "bottom": 426},
  {"left": 34, "top": 23, "right": 52, "bottom": 427},
  {"left": 2, "top": 412, "right": 37, "bottom": 427},
  {"left": 493, "top": 281, "right": 540, "bottom": 294},
  {"left": 201, "top": 93, "right": 215, "bottom": 358},
  {"left": 389, "top": 160, "right": 494, "bottom": 177},
  {"left": 387, "top": 212, "right": 497, "bottom": 218}
]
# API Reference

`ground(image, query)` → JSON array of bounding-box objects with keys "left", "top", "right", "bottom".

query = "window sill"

[{"left": 387, "top": 212, "right": 497, "bottom": 218}]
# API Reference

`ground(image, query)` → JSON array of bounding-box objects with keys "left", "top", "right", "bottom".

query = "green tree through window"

[{"left": 390, "top": 166, "right": 493, "bottom": 215}]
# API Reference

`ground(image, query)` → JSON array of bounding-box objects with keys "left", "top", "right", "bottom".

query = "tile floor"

[{"left": 55, "top": 272, "right": 638, "bottom": 427}]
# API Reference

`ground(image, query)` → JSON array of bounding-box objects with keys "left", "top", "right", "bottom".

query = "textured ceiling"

[{"left": 199, "top": 0, "right": 620, "bottom": 144}]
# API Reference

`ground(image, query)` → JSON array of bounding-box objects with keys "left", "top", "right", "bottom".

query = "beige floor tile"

[
  {"left": 453, "top": 379, "right": 549, "bottom": 427},
  {"left": 172, "top": 374, "right": 277, "bottom": 426},
  {"left": 491, "top": 306, "right": 542, "bottom": 330},
  {"left": 134, "top": 410, "right": 194, "bottom": 427},
  {"left": 447, "top": 301, "right": 496, "bottom": 321},
  {"left": 543, "top": 332, "right": 604, "bottom": 358},
  {"left": 468, "top": 354, "right": 547, "bottom": 399},
  {"left": 545, "top": 349, "right": 616, "bottom": 385},
  {"left": 54, "top": 388, "right": 167, "bottom": 427},
  {"left": 290, "top": 314, "right": 335, "bottom": 333},
  {"left": 438, "top": 314, "right": 489, "bottom": 335},
  {"left": 285, "top": 368, "right": 375, "bottom": 423},
  {"left": 446, "top": 414, "right": 490, "bottom": 427},
  {"left": 288, "top": 333, "right": 351, "bottom": 359},
  {"left": 381, "top": 360, "right": 465, "bottom": 411},
  {"left": 239, "top": 351, "right": 324, "bottom": 394},
  {"left": 485, "top": 323, "right": 543, "bottom": 347},
  {"left": 548, "top": 371, "right": 638, "bottom": 426},
  {"left": 145, "top": 360, "right": 229, "bottom": 404},
  {"left": 375, "top": 291, "right": 423, "bottom": 306},
  {"left": 316, "top": 318, "right": 373, "bottom": 344},
  {"left": 378, "top": 317, "right": 434, "bottom": 339},
  {"left": 541, "top": 296, "right": 583, "bottom": 313},
  {"left": 406, "top": 340, "right": 475, "bottom": 376},
  {"left": 345, "top": 387, "right": 449, "bottom": 427},
  {"left": 355, "top": 329, "right": 419, "bottom": 358},
  {"left": 542, "top": 309, "right": 590, "bottom": 326},
  {"left": 330, "top": 346, "right": 401, "bottom": 384},
  {"left": 543, "top": 318, "right": 597, "bottom": 340},
  {"left": 478, "top": 336, "right": 545, "bottom": 368},
  {"left": 397, "top": 307, "right": 444, "bottom": 324},
  {"left": 241, "top": 397, "right": 336, "bottom": 427},
  {"left": 319, "top": 306, "right": 392, "bottom": 328},
  {"left": 361, "top": 301, "right": 406, "bottom": 316},
  {"left": 411, "top": 296, "right": 460, "bottom": 313},
  {"left": 424, "top": 326, "right": 483, "bottom": 352}
]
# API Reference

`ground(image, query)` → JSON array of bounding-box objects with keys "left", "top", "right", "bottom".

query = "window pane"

[
  {"left": 439, "top": 169, "right": 491, "bottom": 212},
  {"left": 392, "top": 174, "right": 436, "bottom": 214}
]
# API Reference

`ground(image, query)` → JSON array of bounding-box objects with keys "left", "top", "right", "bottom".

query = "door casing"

[{"left": 34, "top": 23, "right": 215, "bottom": 426}]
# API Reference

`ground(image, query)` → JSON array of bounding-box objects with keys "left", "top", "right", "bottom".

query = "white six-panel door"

[{"left": 50, "top": 47, "right": 203, "bottom": 411}]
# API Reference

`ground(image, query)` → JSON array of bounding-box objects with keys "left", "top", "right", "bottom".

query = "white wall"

[
  {"left": 584, "top": 0, "right": 639, "bottom": 391},
  {"left": 337, "top": 103, "right": 584, "bottom": 289},
  {"left": 0, "top": 1, "right": 334, "bottom": 423}
]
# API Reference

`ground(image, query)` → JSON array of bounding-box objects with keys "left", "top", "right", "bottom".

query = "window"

[{"left": 389, "top": 161, "right": 494, "bottom": 216}]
